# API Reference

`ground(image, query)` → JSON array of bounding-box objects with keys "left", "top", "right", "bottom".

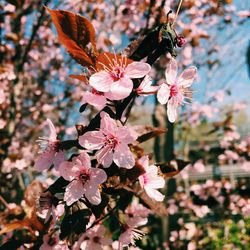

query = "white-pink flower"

[
  {"left": 138, "top": 155, "right": 165, "bottom": 202},
  {"left": 35, "top": 119, "right": 64, "bottom": 171},
  {"left": 58, "top": 152, "right": 107, "bottom": 206},
  {"left": 118, "top": 215, "right": 147, "bottom": 249},
  {"left": 157, "top": 57, "right": 197, "bottom": 122},
  {"left": 79, "top": 112, "right": 137, "bottom": 169},
  {"left": 89, "top": 54, "right": 151, "bottom": 100},
  {"left": 76, "top": 225, "right": 112, "bottom": 250},
  {"left": 136, "top": 75, "right": 159, "bottom": 96}
]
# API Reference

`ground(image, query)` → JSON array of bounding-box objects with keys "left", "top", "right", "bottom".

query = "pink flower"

[
  {"left": 157, "top": 57, "right": 197, "bottom": 122},
  {"left": 40, "top": 234, "right": 69, "bottom": 250},
  {"left": 118, "top": 215, "right": 147, "bottom": 249},
  {"left": 79, "top": 112, "right": 137, "bottom": 169},
  {"left": 138, "top": 155, "right": 165, "bottom": 202},
  {"left": 76, "top": 225, "right": 112, "bottom": 250},
  {"left": 35, "top": 119, "right": 64, "bottom": 171},
  {"left": 136, "top": 75, "right": 159, "bottom": 96},
  {"left": 58, "top": 152, "right": 107, "bottom": 206},
  {"left": 89, "top": 53, "right": 151, "bottom": 100}
]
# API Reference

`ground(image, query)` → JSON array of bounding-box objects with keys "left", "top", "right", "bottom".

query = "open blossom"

[
  {"left": 58, "top": 152, "right": 107, "bottom": 206},
  {"left": 157, "top": 57, "right": 197, "bottom": 122},
  {"left": 79, "top": 112, "right": 137, "bottom": 169},
  {"left": 75, "top": 225, "right": 112, "bottom": 250},
  {"left": 136, "top": 75, "right": 159, "bottom": 96},
  {"left": 89, "top": 53, "right": 151, "bottom": 100},
  {"left": 35, "top": 119, "right": 64, "bottom": 171},
  {"left": 119, "top": 214, "right": 147, "bottom": 249},
  {"left": 138, "top": 155, "right": 165, "bottom": 202}
]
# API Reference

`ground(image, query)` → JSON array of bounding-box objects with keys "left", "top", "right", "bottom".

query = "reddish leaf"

[
  {"left": 47, "top": 8, "right": 97, "bottom": 67},
  {"left": 0, "top": 220, "right": 31, "bottom": 235},
  {"left": 69, "top": 74, "right": 88, "bottom": 83},
  {"left": 134, "top": 125, "right": 167, "bottom": 144},
  {"left": 157, "top": 159, "right": 190, "bottom": 178}
]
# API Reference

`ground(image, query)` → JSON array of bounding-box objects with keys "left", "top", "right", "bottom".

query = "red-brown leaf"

[
  {"left": 157, "top": 159, "right": 190, "bottom": 178},
  {"left": 47, "top": 8, "right": 97, "bottom": 67}
]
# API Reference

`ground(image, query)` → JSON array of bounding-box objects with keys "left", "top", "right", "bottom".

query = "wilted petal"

[
  {"left": 125, "top": 62, "right": 151, "bottom": 78},
  {"left": 64, "top": 180, "right": 85, "bottom": 206},
  {"left": 177, "top": 66, "right": 197, "bottom": 87},
  {"left": 79, "top": 131, "right": 105, "bottom": 150},
  {"left": 89, "top": 71, "right": 113, "bottom": 92},
  {"left": 35, "top": 150, "right": 55, "bottom": 171},
  {"left": 165, "top": 58, "right": 178, "bottom": 85},
  {"left": 113, "top": 143, "right": 135, "bottom": 169},
  {"left": 96, "top": 145, "right": 114, "bottom": 168},
  {"left": 157, "top": 83, "right": 170, "bottom": 105},
  {"left": 106, "top": 77, "right": 133, "bottom": 100}
]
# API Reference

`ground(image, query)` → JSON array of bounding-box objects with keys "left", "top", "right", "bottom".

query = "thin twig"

[{"left": 173, "top": 0, "right": 184, "bottom": 27}]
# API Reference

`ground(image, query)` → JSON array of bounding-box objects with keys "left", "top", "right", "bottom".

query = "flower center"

[
  {"left": 93, "top": 236, "right": 100, "bottom": 243},
  {"left": 143, "top": 174, "right": 149, "bottom": 185},
  {"left": 170, "top": 84, "right": 179, "bottom": 97},
  {"left": 110, "top": 66, "right": 124, "bottom": 81},
  {"left": 91, "top": 88, "right": 103, "bottom": 96},
  {"left": 79, "top": 169, "right": 90, "bottom": 185},
  {"left": 104, "top": 134, "right": 119, "bottom": 149}
]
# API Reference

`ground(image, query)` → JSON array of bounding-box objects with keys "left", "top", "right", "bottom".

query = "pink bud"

[{"left": 176, "top": 36, "right": 186, "bottom": 47}]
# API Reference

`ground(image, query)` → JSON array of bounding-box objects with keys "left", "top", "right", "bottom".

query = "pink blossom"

[
  {"left": 136, "top": 75, "right": 159, "bottom": 96},
  {"left": 76, "top": 225, "right": 112, "bottom": 250},
  {"left": 58, "top": 152, "right": 107, "bottom": 206},
  {"left": 40, "top": 234, "right": 69, "bottom": 250},
  {"left": 79, "top": 112, "right": 137, "bottom": 169},
  {"left": 138, "top": 155, "right": 165, "bottom": 201},
  {"left": 35, "top": 119, "right": 64, "bottom": 171},
  {"left": 157, "top": 57, "right": 197, "bottom": 122},
  {"left": 118, "top": 215, "right": 147, "bottom": 249},
  {"left": 89, "top": 54, "right": 151, "bottom": 100}
]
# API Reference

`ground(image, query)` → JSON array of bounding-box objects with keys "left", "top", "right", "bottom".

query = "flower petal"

[
  {"left": 105, "top": 77, "right": 133, "bottom": 100},
  {"left": 116, "top": 126, "right": 137, "bottom": 144},
  {"left": 46, "top": 118, "right": 57, "bottom": 141},
  {"left": 85, "top": 185, "right": 101, "bottom": 205},
  {"left": 177, "top": 66, "right": 197, "bottom": 87},
  {"left": 77, "top": 152, "right": 91, "bottom": 169},
  {"left": 53, "top": 151, "right": 64, "bottom": 170},
  {"left": 125, "top": 62, "right": 151, "bottom": 78},
  {"left": 145, "top": 186, "right": 165, "bottom": 202},
  {"left": 64, "top": 180, "right": 85, "bottom": 206},
  {"left": 89, "top": 71, "right": 113, "bottom": 92},
  {"left": 100, "top": 112, "right": 117, "bottom": 134},
  {"left": 165, "top": 58, "right": 178, "bottom": 85},
  {"left": 90, "top": 168, "right": 107, "bottom": 184},
  {"left": 58, "top": 161, "right": 77, "bottom": 181},
  {"left": 96, "top": 146, "right": 114, "bottom": 168},
  {"left": 157, "top": 83, "right": 170, "bottom": 105},
  {"left": 167, "top": 98, "right": 178, "bottom": 123},
  {"left": 34, "top": 151, "right": 55, "bottom": 171},
  {"left": 82, "top": 92, "right": 106, "bottom": 110},
  {"left": 79, "top": 131, "right": 105, "bottom": 150},
  {"left": 113, "top": 143, "right": 135, "bottom": 169}
]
